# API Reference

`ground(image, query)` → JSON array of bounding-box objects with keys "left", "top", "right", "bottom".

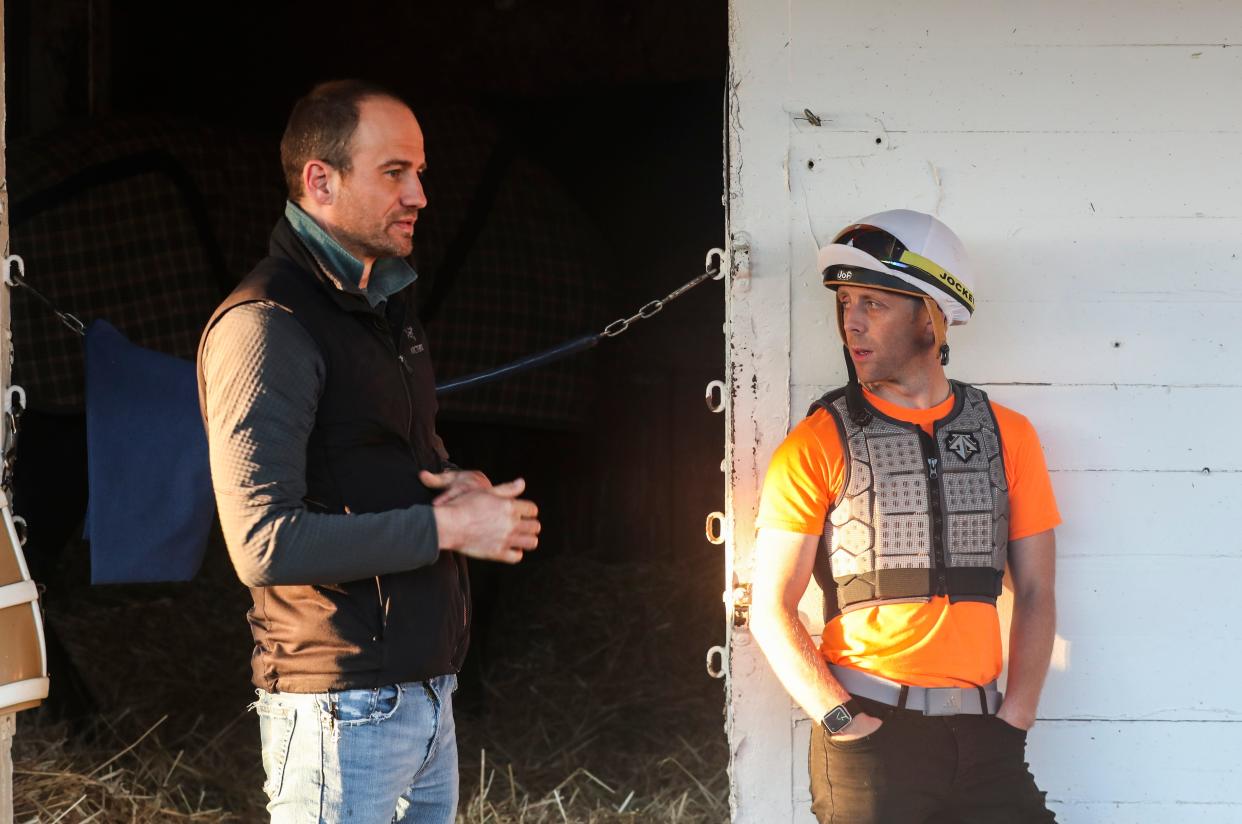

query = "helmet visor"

[{"left": 822, "top": 262, "right": 921, "bottom": 296}]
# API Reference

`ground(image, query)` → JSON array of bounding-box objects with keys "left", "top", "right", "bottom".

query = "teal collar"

[{"left": 284, "top": 201, "right": 417, "bottom": 307}]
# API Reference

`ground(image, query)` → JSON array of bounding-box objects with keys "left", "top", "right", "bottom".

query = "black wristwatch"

[{"left": 821, "top": 699, "right": 864, "bottom": 734}]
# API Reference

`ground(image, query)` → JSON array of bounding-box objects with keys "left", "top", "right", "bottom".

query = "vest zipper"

[
  {"left": 373, "top": 313, "right": 467, "bottom": 665},
  {"left": 367, "top": 314, "right": 417, "bottom": 443},
  {"left": 374, "top": 576, "right": 386, "bottom": 642},
  {"left": 918, "top": 430, "right": 948, "bottom": 596},
  {"left": 395, "top": 353, "right": 416, "bottom": 439}
]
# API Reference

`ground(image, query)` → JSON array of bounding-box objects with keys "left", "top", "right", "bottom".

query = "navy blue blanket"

[{"left": 84, "top": 320, "right": 213, "bottom": 583}]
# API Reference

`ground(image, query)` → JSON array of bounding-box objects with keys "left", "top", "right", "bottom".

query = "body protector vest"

[{"left": 809, "top": 381, "right": 1009, "bottom": 622}]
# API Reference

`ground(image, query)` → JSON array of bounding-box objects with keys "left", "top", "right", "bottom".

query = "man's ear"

[{"left": 303, "top": 160, "right": 336, "bottom": 206}]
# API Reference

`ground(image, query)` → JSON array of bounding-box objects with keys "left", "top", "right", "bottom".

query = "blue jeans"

[{"left": 254, "top": 674, "right": 458, "bottom": 823}]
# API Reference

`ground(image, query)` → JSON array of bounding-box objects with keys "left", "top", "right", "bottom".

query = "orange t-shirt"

[{"left": 756, "top": 387, "right": 1060, "bottom": 688}]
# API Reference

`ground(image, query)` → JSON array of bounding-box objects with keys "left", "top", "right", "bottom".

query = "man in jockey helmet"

[{"left": 750, "top": 209, "right": 1060, "bottom": 822}]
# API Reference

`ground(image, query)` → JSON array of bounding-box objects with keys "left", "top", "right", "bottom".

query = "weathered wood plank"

[
  {"left": 1002, "top": 557, "right": 1242, "bottom": 720},
  {"left": 725, "top": 1, "right": 798, "bottom": 820},
  {"left": 787, "top": 46, "right": 1242, "bottom": 133},
  {"left": 1048, "top": 470, "right": 1238, "bottom": 560},
  {"left": 0, "top": 714, "right": 12, "bottom": 824},
  {"left": 1034, "top": 720, "right": 1242, "bottom": 807},
  {"left": 791, "top": 2, "right": 1242, "bottom": 47},
  {"left": 791, "top": 132, "right": 1242, "bottom": 224},
  {"left": 988, "top": 385, "right": 1242, "bottom": 471}
]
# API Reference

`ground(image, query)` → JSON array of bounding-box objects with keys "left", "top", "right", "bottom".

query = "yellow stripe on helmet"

[{"left": 898, "top": 250, "right": 975, "bottom": 312}]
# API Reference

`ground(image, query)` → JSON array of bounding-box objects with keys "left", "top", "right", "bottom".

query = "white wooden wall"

[{"left": 724, "top": 3, "right": 1242, "bottom": 822}]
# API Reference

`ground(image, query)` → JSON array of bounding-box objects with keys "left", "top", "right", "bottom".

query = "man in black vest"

[
  {"left": 749, "top": 210, "right": 1060, "bottom": 822},
  {"left": 198, "top": 80, "right": 540, "bottom": 823}
]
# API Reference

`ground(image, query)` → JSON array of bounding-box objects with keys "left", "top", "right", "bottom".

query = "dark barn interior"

[{"left": 4, "top": 1, "right": 729, "bottom": 820}]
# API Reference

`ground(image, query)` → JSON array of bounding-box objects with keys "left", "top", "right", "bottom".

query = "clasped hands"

[{"left": 421, "top": 469, "right": 541, "bottom": 564}]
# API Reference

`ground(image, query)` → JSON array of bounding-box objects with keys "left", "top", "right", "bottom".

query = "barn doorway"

[{"left": 3, "top": 2, "right": 729, "bottom": 820}]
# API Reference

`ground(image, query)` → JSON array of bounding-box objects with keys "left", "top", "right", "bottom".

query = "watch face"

[{"left": 824, "top": 705, "right": 853, "bottom": 733}]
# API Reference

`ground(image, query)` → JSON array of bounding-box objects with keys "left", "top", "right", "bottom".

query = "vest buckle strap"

[{"left": 828, "top": 663, "right": 1002, "bottom": 716}]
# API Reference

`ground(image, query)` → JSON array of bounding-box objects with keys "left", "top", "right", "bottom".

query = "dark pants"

[{"left": 809, "top": 696, "right": 1056, "bottom": 824}]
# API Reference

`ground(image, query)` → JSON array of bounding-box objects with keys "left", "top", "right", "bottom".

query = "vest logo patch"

[
  {"left": 945, "top": 432, "right": 980, "bottom": 462},
  {"left": 404, "top": 325, "right": 426, "bottom": 355}
]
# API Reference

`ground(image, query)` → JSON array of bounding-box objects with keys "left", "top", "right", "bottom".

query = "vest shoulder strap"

[
  {"left": 805, "top": 386, "right": 852, "bottom": 511},
  {"left": 807, "top": 385, "right": 849, "bottom": 419}
]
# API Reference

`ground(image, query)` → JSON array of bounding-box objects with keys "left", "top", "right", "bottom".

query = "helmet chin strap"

[
  {"left": 924, "top": 295, "right": 950, "bottom": 366},
  {"left": 843, "top": 344, "right": 873, "bottom": 426}
]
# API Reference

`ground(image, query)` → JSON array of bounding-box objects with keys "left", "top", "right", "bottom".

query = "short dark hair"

[{"left": 280, "top": 79, "right": 405, "bottom": 199}]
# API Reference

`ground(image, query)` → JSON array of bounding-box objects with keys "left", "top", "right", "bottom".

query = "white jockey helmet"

[{"left": 818, "top": 210, "right": 976, "bottom": 361}]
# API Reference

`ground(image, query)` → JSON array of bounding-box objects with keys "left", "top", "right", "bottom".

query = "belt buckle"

[{"left": 923, "top": 687, "right": 965, "bottom": 716}]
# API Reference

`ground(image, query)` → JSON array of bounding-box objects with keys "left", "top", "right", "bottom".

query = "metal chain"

[
  {"left": 3, "top": 256, "right": 86, "bottom": 337},
  {"left": 601, "top": 248, "right": 726, "bottom": 339},
  {"left": 8, "top": 272, "right": 86, "bottom": 336}
]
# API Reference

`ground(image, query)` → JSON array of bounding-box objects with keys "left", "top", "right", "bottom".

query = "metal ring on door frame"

[
  {"left": 705, "top": 645, "right": 726, "bottom": 679},
  {"left": 705, "top": 247, "right": 726, "bottom": 280},
  {"left": 5, "top": 385, "right": 27, "bottom": 415},
  {"left": 705, "top": 511, "right": 726, "bottom": 545},
  {"left": 3, "top": 255, "right": 25, "bottom": 288},
  {"left": 705, "top": 380, "right": 725, "bottom": 413}
]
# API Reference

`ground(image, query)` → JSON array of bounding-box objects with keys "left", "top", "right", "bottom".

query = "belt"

[{"left": 829, "top": 664, "right": 1002, "bottom": 716}]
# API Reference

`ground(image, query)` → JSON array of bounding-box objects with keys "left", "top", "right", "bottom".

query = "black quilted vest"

[{"left": 198, "top": 217, "right": 468, "bottom": 692}]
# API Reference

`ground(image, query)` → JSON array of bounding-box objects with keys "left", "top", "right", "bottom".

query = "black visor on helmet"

[{"left": 822, "top": 263, "right": 919, "bottom": 296}]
